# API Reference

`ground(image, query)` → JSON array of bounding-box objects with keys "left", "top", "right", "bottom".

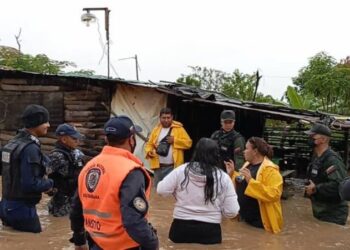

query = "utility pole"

[
  {"left": 135, "top": 55, "right": 139, "bottom": 81},
  {"left": 119, "top": 54, "right": 140, "bottom": 81}
]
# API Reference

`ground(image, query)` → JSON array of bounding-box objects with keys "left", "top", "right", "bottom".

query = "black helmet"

[{"left": 220, "top": 110, "right": 235, "bottom": 121}]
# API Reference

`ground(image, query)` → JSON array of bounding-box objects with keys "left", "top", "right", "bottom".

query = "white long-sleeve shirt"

[{"left": 157, "top": 163, "right": 240, "bottom": 224}]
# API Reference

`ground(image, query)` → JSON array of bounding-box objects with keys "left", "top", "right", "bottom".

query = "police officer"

[
  {"left": 70, "top": 115, "right": 159, "bottom": 250},
  {"left": 0, "top": 104, "right": 53, "bottom": 233},
  {"left": 211, "top": 110, "right": 245, "bottom": 171},
  {"left": 47, "top": 123, "right": 84, "bottom": 217},
  {"left": 304, "top": 123, "right": 348, "bottom": 225}
]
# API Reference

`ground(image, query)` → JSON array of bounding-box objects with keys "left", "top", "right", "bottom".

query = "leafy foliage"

[
  {"left": 292, "top": 51, "right": 350, "bottom": 114},
  {"left": 63, "top": 69, "right": 96, "bottom": 77},
  {"left": 221, "top": 69, "right": 256, "bottom": 100},
  {"left": 0, "top": 46, "right": 75, "bottom": 74},
  {"left": 177, "top": 66, "right": 279, "bottom": 104},
  {"left": 177, "top": 66, "right": 226, "bottom": 91},
  {"left": 285, "top": 86, "right": 305, "bottom": 109}
]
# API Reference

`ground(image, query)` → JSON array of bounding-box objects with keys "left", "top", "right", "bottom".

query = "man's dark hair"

[
  {"left": 106, "top": 134, "right": 129, "bottom": 146},
  {"left": 159, "top": 107, "right": 173, "bottom": 116}
]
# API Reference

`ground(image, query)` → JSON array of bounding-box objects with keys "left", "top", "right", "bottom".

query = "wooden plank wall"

[{"left": 0, "top": 77, "right": 111, "bottom": 157}]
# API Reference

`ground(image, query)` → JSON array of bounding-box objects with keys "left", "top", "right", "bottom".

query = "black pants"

[
  {"left": 169, "top": 218, "right": 222, "bottom": 244},
  {"left": 0, "top": 199, "right": 41, "bottom": 233}
]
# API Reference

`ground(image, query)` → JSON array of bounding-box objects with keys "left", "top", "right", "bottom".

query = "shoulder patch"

[
  {"left": 326, "top": 165, "right": 336, "bottom": 175},
  {"left": 85, "top": 168, "right": 101, "bottom": 192},
  {"left": 2, "top": 151, "right": 10, "bottom": 163},
  {"left": 29, "top": 135, "right": 40, "bottom": 145},
  {"left": 133, "top": 197, "right": 147, "bottom": 213}
]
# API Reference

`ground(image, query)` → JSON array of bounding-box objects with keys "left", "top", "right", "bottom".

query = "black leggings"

[{"left": 169, "top": 218, "right": 222, "bottom": 244}]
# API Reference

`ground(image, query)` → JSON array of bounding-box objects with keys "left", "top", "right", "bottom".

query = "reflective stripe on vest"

[
  {"left": 83, "top": 209, "right": 112, "bottom": 219},
  {"left": 89, "top": 231, "right": 115, "bottom": 238}
]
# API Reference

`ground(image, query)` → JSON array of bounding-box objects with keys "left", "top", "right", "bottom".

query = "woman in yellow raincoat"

[{"left": 225, "top": 137, "right": 283, "bottom": 233}]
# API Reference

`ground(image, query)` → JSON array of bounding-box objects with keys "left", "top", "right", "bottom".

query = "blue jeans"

[
  {"left": 0, "top": 199, "right": 41, "bottom": 233},
  {"left": 153, "top": 166, "right": 173, "bottom": 187}
]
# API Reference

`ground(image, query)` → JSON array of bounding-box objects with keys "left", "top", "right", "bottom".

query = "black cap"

[
  {"left": 304, "top": 123, "right": 331, "bottom": 137},
  {"left": 21, "top": 104, "right": 49, "bottom": 128},
  {"left": 56, "top": 123, "right": 83, "bottom": 139},
  {"left": 104, "top": 115, "right": 142, "bottom": 139},
  {"left": 220, "top": 110, "right": 235, "bottom": 121}
]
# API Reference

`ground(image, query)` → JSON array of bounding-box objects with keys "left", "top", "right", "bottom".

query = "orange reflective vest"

[{"left": 78, "top": 146, "right": 151, "bottom": 250}]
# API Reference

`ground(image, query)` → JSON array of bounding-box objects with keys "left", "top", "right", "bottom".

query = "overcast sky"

[{"left": 1, "top": 0, "right": 349, "bottom": 99}]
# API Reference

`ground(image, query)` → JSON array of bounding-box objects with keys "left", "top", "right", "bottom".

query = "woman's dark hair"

[
  {"left": 248, "top": 137, "right": 273, "bottom": 159},
  {"left": 181, "top": 138, "right": 222, "bottom": 204}
]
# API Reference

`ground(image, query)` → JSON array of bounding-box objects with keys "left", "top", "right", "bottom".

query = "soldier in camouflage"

[
  {"left": 304, "top": 123, "right": 348, "bottom": 225},
  {"left": 211, "top": 110, "right": 245, "bottom": 171},
  {"left": 47, "top": 123, "right": 84, "bottom": 217}
]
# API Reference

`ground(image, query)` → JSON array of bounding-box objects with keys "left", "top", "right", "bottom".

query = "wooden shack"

[
  {"left": 0, "top": 69, "right": 114, "bottom": 156},
  {"left": 0, "top": 69, "right": 349, "bottom": 176}
]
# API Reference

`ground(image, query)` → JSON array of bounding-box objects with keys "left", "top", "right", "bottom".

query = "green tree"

[
  {"left": 221, "top": 69, "right": 255, "bottom": 100},
  {"left": 177, "top": 66, "right": 226, "bottom": 91},
  {"left": 0, "top": 46, "right": 75, "bottom": 74},
  {"left": 62, "top": 69, "right": 96, "bottom": 77},
  {"left": 176, "top": 74, "right": 201, "bottom": 88},
  {"left": 177, "top": 66, "right": 279, "bottom": 104},
  {"left": 335, "top": 56, "right": 350, "bottom": 114},
  {"left": 292, "top": 51, "right": 350, "bottom": 114}
]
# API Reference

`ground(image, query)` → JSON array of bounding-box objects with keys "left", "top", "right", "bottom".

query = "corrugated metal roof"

[{"left": 1, "top": 68, "right": 349, "bottom": 128}]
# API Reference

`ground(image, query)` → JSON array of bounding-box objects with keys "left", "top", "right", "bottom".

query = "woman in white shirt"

[{"left": 157, "top": 137, "right": 240, "bottom": 244}]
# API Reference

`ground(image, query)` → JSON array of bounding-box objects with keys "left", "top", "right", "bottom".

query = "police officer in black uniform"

[
  {"left": 304, "top": 123, "right": 348, "bottom": 225},
  {"left": 47, "top": 123, "right": 84, "bottom": 217},
  {"left": 211, "top": 110, "right": 245, "bottom": 171},
  {"left": 0, "top": 104, "right": 53, "bottom": 233}
]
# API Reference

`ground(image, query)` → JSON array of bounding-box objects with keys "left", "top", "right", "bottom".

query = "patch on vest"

[
  {"left": 29, "top": 135, "right": 40, "bottom": 145},
  {"left": 133, "top": 197, "right": 147, "bottom": 213},
  {"left": 2, "top": 151, "right": 10, "bottom": 163},
  {"left": 86, "top": 168, "right": 101, "bottom": 192}
]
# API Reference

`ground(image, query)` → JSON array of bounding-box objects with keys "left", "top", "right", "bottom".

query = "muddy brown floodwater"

[{"left": 1, "top": 180, "right": 350, "bottom": 250}]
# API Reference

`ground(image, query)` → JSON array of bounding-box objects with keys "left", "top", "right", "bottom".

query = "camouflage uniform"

[
  {"left": 307, "top": 148, "right": 348, "bottom": 225},
  {"left": 47, "top": 142, "right": 84, "bottom": 217},
  {"left": 211, "top": 129, "right": 245, "bottom": 170}
]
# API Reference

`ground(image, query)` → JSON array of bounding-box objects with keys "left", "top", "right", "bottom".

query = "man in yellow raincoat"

[{"left": 145, "top": 107, "right": 192, "bottom": 187}]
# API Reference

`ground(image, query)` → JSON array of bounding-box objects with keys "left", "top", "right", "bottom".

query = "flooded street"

[{"left": 1, "top": 182, "right": 350, "bottom": 250}]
